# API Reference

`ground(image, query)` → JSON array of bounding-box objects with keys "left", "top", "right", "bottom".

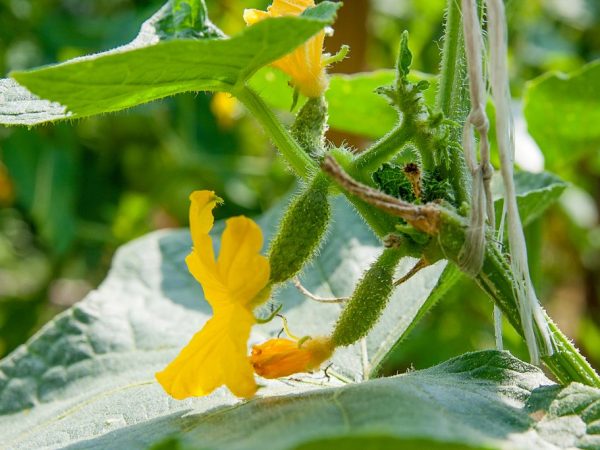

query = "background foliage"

[{"left": 0, "top": 0, "right": 599, "bottom": 380}]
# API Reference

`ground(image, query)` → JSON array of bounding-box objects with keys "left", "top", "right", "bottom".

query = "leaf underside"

[{"left": 0, "top": 181, "right": 592, "bottom": 450}]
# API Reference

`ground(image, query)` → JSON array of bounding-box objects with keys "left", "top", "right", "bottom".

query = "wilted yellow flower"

[
  {"left": 244, "top": 0, "right": 328, "bottom": 98},
  {"left": 156, "top": 190, "right": 270, "bottom": 399},
  {"left": 251, "top": 336, "right": 333, "bottom": 379}
]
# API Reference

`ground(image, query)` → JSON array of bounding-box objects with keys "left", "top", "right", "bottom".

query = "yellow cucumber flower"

[
  {"left": 251, "top": 337, "right": 333, "bottom": 379},
  {"left": 243, "top": 0, "right": 328, "bottom": 98},
  {"left": 156, "top": 190, "right": 270, "bottom": 399}
]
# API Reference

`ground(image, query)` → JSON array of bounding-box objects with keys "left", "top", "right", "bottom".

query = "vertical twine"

[
  {"left": 486, "top": 0, "right": 553, "bottom": 363},
  {"left": 459, "top": 0, "right": 495, "bottom": 277}
]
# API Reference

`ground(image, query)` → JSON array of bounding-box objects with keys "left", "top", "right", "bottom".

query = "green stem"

[
  {"left": 235, "top": 86, "right": 316, "bottom": 180},
  {"left": 476, "top": 244, "right": 600, "bottom": 387},
  {"left": 436, "top": 0, "right": 471, "bottom": 207},
  {"left": 435, "top": 210, "right": 600, "bottom": 387},
  {"left": 352, "top": 122, "right": 414, "bottom": 178},
  {"left": 436, "top": 0, "right": 464, "bottom": 120},
  {"left": 236, "top": 86, "right": 397, "bottom": 238}
]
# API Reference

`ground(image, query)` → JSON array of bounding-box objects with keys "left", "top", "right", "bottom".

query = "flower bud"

[
  {"left": 291, "top": 96, "right": 328, "bottom": 157},
  {"left": 250, "top": 337, "right": 333, "bottom": 378},
  {"left": 331, "top": 247, "right": 403, "bottom": 347},
  {"left": 268, "top": 174, "right": 331, "bottom": 284}
]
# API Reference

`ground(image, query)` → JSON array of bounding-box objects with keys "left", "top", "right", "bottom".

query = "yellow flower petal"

[
  {"left": 242, "top": 9, "right": 270, "bottom": 26},
  {"left": 186, "top": 191, "right": 223, "bottom": 305},
  {"left": 156, "top": 304, "right": 257, "bottom": 399},
  {"left": 217, "top": 216, "right": 270, "bottom": 306},
  {"left": 159, "top": 190, "right": 273, "bottom": 400},
  {"left": 189, "top": 190, "right": 220, "bottom": 247},
  {"left": 250, "top": 337, "right": 333, "bottom": 379},
  {"left": 243, "top": 0, "right": 327, "bottom": 98}
]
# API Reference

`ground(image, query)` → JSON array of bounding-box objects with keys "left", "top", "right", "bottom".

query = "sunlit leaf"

[
  {"left": 524, "top": 60, "right": 600, "bottom": 170},
  {"left": 250, "top": 68, "right": 437, "bottom": 139},
  {"left": 0, "top": 3, "right": 339, "bottom": 125}
]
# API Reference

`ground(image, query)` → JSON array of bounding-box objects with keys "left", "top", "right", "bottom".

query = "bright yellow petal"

[
  {"left": 242, "top": 1, "right": 326, "bottom": 98},
  {"left": 156, "top": 305, "right": 257, "bottom": 399},
  {"left": 270, "top": 0, "right": 315, "bottom": 16},
  {"left": 243, "top": 9, "right": 270, "bottom": 25},
  {"left": 185, "top": 191, "right": 224, "bottom": 306},
  {"left": 186, "top": 249, "right": 229, "bottom": 307},
  {"left": 217, "top": 216, "right": 270, "bottom": 306},
  {"left": 189, "top": 190, "right": 220, "bottom": 249}
]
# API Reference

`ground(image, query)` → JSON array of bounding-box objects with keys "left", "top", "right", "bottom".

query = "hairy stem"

[
  {"left": 436, "top": 0, "right": 471, "bottom": 207},
  {"left": 235, "top": 86, "right": 317, "bottom": 179},
  {"left": 436, "top": 210, "right": 600, "bottom": 387},
  {"left": 351, "top": 122, "right": 415, "bottom": 178}
]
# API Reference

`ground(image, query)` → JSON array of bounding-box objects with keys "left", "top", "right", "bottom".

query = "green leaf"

[
  {"left": 0, "top": 194, "right": 443, "bottom": 445},
  {"left": 0, "top": 193, "right": 597, "bottom": 448},
  {"left": 249, "top": 68, "right": 437, "bottom": 139},
  {"left": 155, "top": 0, "right": 224, "bottom": 40},
  {"left": 158, "top": 351, "right": 600, "bottom": 450},
  {"left": 492, "top": 170, "right": 568, "bottom": 228},
  {"left": 397, "top": 31, "right": 413, "bottom": 78},
  {"left": 1, "top": 3, "right": 339, "bottom": 125},
  {"left": 523, "top": 60, "right": 600, "bottom": 169}
]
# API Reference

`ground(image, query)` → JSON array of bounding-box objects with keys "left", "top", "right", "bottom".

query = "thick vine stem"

[
  {"left": 234, "top": 86, "right": 317, "bottom": 179},
  {"left": 435, "top": 211, "right": 600, "bottom": 387},
  {"left": 436, "top": 0, "right": 471, "bottom": 207}
]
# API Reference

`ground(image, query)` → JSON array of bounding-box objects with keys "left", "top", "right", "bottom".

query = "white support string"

[
  {"left": 486, "top": 0, "right": 553, "bottom": 363},
  {"left": 459, "top": 0, "right": 495, "bottom": 277}
]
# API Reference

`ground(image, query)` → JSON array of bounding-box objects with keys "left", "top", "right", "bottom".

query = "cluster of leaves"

[{"left": 373, "top": 162, "right": 455, "bottom": 205}]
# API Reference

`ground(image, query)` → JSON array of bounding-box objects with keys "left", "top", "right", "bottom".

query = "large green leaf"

[
  {"left": 1, "top": 194, "right": 596, "bottom": 449},
  {"left": 155, "top": 351, "right": 600, "bottom": 450},
  {"left": 0, "top": 2, "right": 339, "bottom": 125},
  {"left": 523, "top": 60, "right": 600, "bottom": 169},
  {"left": 0, "top": 195, "right": 445, "bottom": 447}
]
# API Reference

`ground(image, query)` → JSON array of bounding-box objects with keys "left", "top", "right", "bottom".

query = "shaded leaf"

[
  {"left": 155, "top": 0, "right": 224, "bottom": 40},
  {"left": 492, "top": 170, "right": 567, "bottom": 228}
]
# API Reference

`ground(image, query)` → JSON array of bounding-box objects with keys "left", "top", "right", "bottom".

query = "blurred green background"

[{"left": 1, "top": 0, "right": 599, "bottom": 375}]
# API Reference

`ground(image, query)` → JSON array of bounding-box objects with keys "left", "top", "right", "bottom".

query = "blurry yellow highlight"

[
  {"left": 244, "top": 0, "right": 328, "bottom": 98},
  {"left": 156, "top": 190, "right": 270, "bottom": 399},
  {"left": 210, "top": 92, "right": 241, "bottom": 129}
]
